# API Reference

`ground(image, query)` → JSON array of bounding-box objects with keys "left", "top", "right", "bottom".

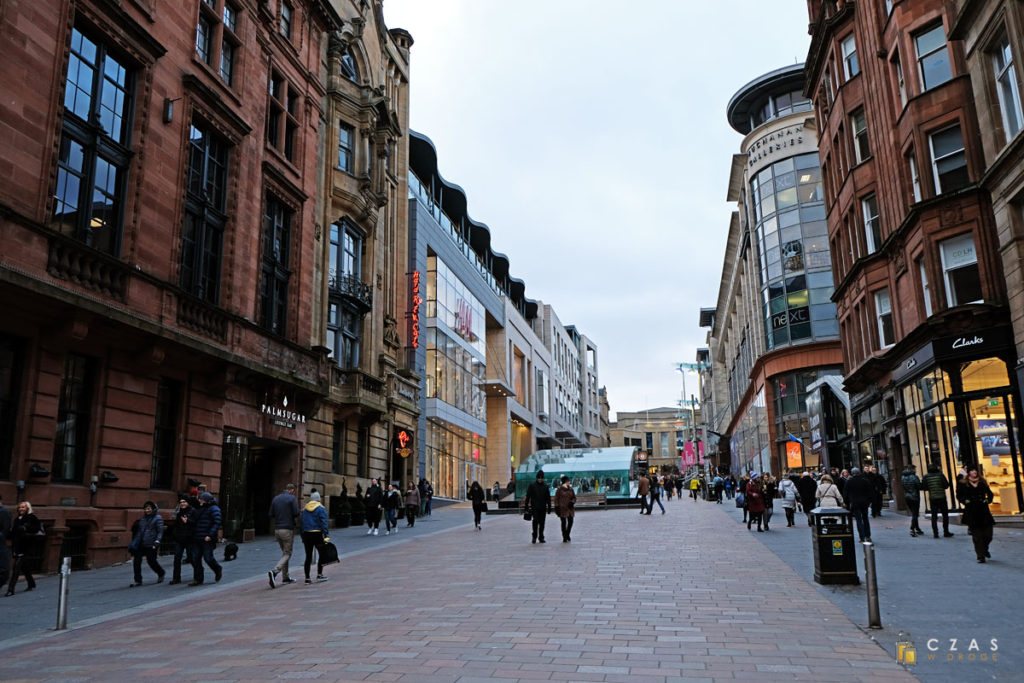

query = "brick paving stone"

[{"left": 0, "top": 502, "right": 919, "bottom": 682}]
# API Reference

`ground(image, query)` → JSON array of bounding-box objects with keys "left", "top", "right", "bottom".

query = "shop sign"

[
  {"left": 746, "top": 124, "right": 808, "bottom": 169},
  {"left": 786, "top": 441, "right": 802, "bottom": 468},
  {"left": 396, "top": 384, "right": 416, "bottom": 401},
  {"left": 893, "top": 343, "right": 936, "bottom": 384},
  {"left": 393, "top": 428, "right": 414, "bottom": 459},
  {"left": 934, "top": 327, "right": 1011, "bottom": 363},
  {"left": 261, "top": 396, "right": 306, "bottom": 429},
  {"left": 409, "top": 271, "right": 422, "bottom": 348}
]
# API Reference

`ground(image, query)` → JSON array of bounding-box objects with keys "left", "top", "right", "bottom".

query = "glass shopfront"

[
  {"left": 425, "top": 418, "right": 485, "bottom": 500},
  {"left": 897, "top": 333, "right": 1024, "bottom": 514}
]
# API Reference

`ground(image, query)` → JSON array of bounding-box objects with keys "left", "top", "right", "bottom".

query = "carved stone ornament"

[{"left": 383, "top": 314, "right": 400, "bottom": 349}]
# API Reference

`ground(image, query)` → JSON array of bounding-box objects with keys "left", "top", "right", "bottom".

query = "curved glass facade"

[{"left": 750, "top": 152, "right": 838, "bottom": 349}]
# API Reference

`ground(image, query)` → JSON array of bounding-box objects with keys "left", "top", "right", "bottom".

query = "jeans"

[
  {"left": 301, "top": 531, "right": 325, "bottom": 579},
  {"left": 560, "top": 515, "right": 574, "bottom": 540},
  {"left": 273, "top": 528, "right": 295, "bottom": 579},
  {"left": 385, "top": 508, "right": 398, "bottom": 531},
  {"left": 849, "top": 504, "right": 871, "bottom": 541},
  {"left": 132, "top": 545, "right": 165, "bottom": 583},
  {"left": 192, "top": 539, "right": 222, "bottom": 583},
  {"left": 904, "top": 497, "right": 920, "bottom": 531},
  {"left": 929, "top": 498, "right": 950, "bottom": 535},
  {"left": 171, "top": 539, "right": 190, "bottom": 582},
  {"left": 531, "top": 513, "right": 546, "bottom": 541},
  {"left": 651, "top": 496, "right": 664, "bottom": 513}
]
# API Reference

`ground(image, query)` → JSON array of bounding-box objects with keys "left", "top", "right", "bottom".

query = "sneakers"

[
  {"left": 316, "top": 575, "right": 328, "bottom": 582},
  {"left": 385, "top": 530, "right": 390, "bottom": 536},
  {"left": 366, "top": 528, "right": 373, "bottom": 535},
  {"left": 282, "top": 578, "right": 297, "bottom": 584},
  {"left": 373, "top": 528, "right": 379, "bottom": 536},
  {"left": 269, "top": 570, "right": 278, "bottom": 589},
  {"left": 305, "top": 578, "right": 312, "bottom": 584}
]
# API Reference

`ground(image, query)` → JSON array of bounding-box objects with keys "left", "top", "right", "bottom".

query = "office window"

[
  {"left": 940, "top": 233, "right": 982, "bottom": 306},
  {"left": 929, "top": 125, "right": 969, "bottom": 193},
  {"left": 267, "top": 71, "right": 299, "bottom": 162},
  {"left": 908, "top": 152, "right": 922, "bottom": 202},
  {"left": 196, "top": 0, "right": 239, "bottom": 86},
  {"left": 841, "top": 34, "right": 859, "bottom": 80},
  {"left": 280, "top": 2, "right": 292, "bottom": 39},
  {"left": 918, "top": 257, "right": 933, "bottom": 317},
  {"left": 851, "top": 109, "right": 870, "bottom": 163},
  {"left": 151, "top": 379, "right": 180, "bottom": 490},
  {"left": 993, "top": 34, "right": 1023, "bottom": 139},
  {"left": 862, "top": 194, "right": 881, "bottom": 254},
  {"left": 53, "top": 28, "right": 133, "bottom": 256},
  {"left": 915, "top": 24, "right": 952, "bottom": 91},
  {"left": 338, "top": 123, "right": 354, "bottom": 172},
  {"left": 52, "top": 354, "right": 95, "bottom": 483},
  {"left": 875, "top": 288, "right": 894, "bottom": 348},
  {"left": 180, "top": 121, "right": 228, "bottom": 303},
  {"left": 260, "top": 196, "right": 291, "bottom": 336}
]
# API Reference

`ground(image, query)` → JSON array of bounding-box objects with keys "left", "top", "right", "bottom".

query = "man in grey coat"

[{"left": 268, "top": 483, "right": 300, "bottom": 588}]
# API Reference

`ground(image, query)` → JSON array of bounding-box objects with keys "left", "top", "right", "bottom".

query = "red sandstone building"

[
  {"left": 0, "top": 0, "right": 340, "bottom": 568},
  {"left": 805, "top": 0, "right": 1024, "bottom": 513}
]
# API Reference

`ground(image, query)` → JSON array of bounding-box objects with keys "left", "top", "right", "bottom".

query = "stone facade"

[{"left": 0, "top": 0, "right": 340, "bottom": 568}]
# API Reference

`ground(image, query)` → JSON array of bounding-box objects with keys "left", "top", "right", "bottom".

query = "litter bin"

[{"left": 810, "top": 507, "right": 859, "bottom": 585}]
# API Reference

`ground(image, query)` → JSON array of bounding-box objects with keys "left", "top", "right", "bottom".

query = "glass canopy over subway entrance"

[{"left": 514, "top": 447, "right": 635, "bottom": 499}]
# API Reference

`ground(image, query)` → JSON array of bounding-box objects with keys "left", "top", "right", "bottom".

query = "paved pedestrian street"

[{"left": 0, "top": 501, "right": 921, "bottom": 683}]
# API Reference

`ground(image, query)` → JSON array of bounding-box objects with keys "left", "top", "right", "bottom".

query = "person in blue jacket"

[
  {"left": 300, "top": 491, "right": 330, "bottom": 584},
  {"left": 130, "top": 501, "right": 166, "bottom": 586},
  {"left": 190, "top": 492, "right": 222, "bottom": 586}
]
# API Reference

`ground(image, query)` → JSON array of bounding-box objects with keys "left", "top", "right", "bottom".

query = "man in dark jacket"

[
  {"left": 796, "top": 472, "right": 818, "bottom": 526},
  {"left": 524, "top": 471, "right": 552, "bottom": 544},
  {"left": 130, "top": 501, "right": 166, "bottom": 586},
  {"left": 169, "top": 495, "right": 196, "bottom": 584},
  {"left": 268, "top": 483, "right": 299, "bottom": 588},
  {"left": 868, "top": 466, "right": 887, "bottom": 517},
  {"left": 190, "top": 492, "right": 222, "bottom": 586},
  {"left": 365, "top": 479, "right": 384, "bottom": 536},
  {"left": 921, "top": 463, "right": 954, "bottom": 538},
  {"left": 842, "top": 467, "right": 874, "bottom": 542}
]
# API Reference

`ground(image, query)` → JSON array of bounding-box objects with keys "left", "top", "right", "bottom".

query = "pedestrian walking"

[
  {"left": 921, "top": 463, "right": 954, "bottom": 538},
  {"left": 0, "top": 493, "right": 11, "bottom": 588},
  {"left": 675, "top": 476, "right": 685, "bottom": 500},
  {"left": 842, "top": 468, "right": 873, "bottom": 543},
  {"left": 524, "top": 470, "right": 552, "bottom": 543},
  {"left": 190, "top": 492, "right": 222, "bottom": 586},
  {"left": 868, "top": 466, "right": 887, "bottom": 517},
  {"left": 554, "top": 475, "right": 576, "bottom": 542},
  {"left": 957, "top": 466, "right": 995, "bottom": 563},
  {"left": 5, "top": 501, "right": 41, "bottom": 596},
  {"left": 712, "top": 474, "right": 724, "bottom": 503},
  {"left": 689, "top": 476, "right": 700, "bottom": 500},
  {"left": 738, "top": 475, "right": 750, "bottom": 523},
  {"left": 404, "top": 481, "right": 421, "bottom": 527},
  {"left": 815, "top": 474, "right": 844, "bottom": 509},
  {"left": 650, "top": 477, "right": 666, "bottom": 514},
  {"left": 365, "top": 478, "right": 384, "bottom": 536},
  {"left": 745, "top": 476, "right": 766, "bottom": 531},
  {"left": 779, "top": 473, "right": 799, "bottom": 527},
  {"left": 300, "top": 491, "right": 330, "bottom": 583},
  {"left": 129, "top": 501, "right": 166, "bottom": 586},
  {"left": 797, "top": 471, "right": 818, "bottom": 525},
  {"left": 384, "top": 483, "right": 402, "bottom": 535},
  {"left": 761, "top": 473, "right": 776, "bottom": 530},
  {"left": 492, "top": 481, "right": 501, "bottom": 501},
  {"left": 900, "top": 465, "right": 924, "bottom": 537},
  {"left": 268, "top": 483, "right": 300, "bottom": 588},
  {"left": 469, "top": 481, "right": 486, "bottom": 530},
  {"left": 636, "top": 473, "right": 651, "bottom": 514},
  {"left": 169, "top": 495, "right": 196, "bottom": 584}
]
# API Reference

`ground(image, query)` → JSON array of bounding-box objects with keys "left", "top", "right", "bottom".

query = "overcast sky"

[{"left": 382, "top": 1, "right": 812, "bottom": 420}]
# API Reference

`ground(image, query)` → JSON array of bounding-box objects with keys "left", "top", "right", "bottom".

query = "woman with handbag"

[
  {"left": 553, "top": 475, "right": 577, "bottom": 542},
  {"left": 469, "top": 481, "right": 486, "bottom": 530},
  {"left": 956, "top": 466, "right": 995, "bottom": 563},
  {"left": 300, "top": 492, "right": 329, "bottom": 584},
  {"left": 5, "top": 501, "right": 41, "bottom": 596},
  {"left": 815, "top": 474, "right": 844, "bottom": 509},
  {"left": 779, "top": 473, "right": 799, "bottom": 527}
]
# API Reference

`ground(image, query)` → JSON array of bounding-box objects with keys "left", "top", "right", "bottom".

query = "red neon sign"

[{"left": 410, "top": 270, "right": 422, "bottom": 348}]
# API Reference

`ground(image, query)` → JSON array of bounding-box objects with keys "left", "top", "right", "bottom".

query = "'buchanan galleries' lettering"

[
  {"left": 261, "top": 403, "right": 307, "bottom": 424},
  {"left": 748, "top": 125, "right": 805, "bottom": 166}
]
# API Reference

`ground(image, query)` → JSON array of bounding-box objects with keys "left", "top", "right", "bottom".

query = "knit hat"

[
  {"left": 310, "top": 491, "right": 321, "bottom": 502},
  {"left": 200, "top": 492, "right": 215, "bottom": 503}
]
